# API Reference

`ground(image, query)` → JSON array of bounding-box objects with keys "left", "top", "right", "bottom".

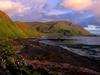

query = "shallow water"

[
  {"left": 40, "top": 36, "right": 100, "bottom": 59},
  {"left": 44, "top": 36, "right": 100, "bottom": 45}
]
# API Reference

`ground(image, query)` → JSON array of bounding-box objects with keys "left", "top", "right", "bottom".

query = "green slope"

[
  {"left": 0, "top": 10, "right": 91, "bottom": 38},
  {"left": 0, "top": 11, "right": 26, "bottom": 38},
  {"left": 24, "top": 21, "right": 91, "bottom": 36},
  {"left": 15, "top": 22, "right": 44, "bottom": 37}
]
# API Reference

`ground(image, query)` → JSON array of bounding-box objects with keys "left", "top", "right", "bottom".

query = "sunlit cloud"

[
  {"left": 88, "top": 1, "right": 100, "bottom": 16},
  {"left": 60, "top": 0, "right": 100, "bottom": 16},
  {"left": 61, "top": 0, "right": 92, "bottom": 10},
  {"left": 0, "top": 0, "right": 31, "bottom": 15}
]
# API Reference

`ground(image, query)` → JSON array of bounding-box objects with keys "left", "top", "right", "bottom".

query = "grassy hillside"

[
  {"left": 15, "top": 22, "right": 44, "bottom": 37},
  {"left": 23, "top": 21, "right": 91, "bottom": 36},
  {"left": 0, "top": 11, "right": 26, "bottom": 38},
  {"left": 0, "top": 10, "right": 90, "bottom": 38},
  {"left": 0, "top": 11, "right": 42, "bottom": 38}
]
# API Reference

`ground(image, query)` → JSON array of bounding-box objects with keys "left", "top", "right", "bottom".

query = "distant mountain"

[
  {"left": 0, "top": 11, "right": 91, "bottom": 38},
  {"left": 24, "top": 21, "right": 91, "bottom": 36}
]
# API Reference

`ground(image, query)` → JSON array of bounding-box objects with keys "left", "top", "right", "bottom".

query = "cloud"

[
  {"left": 60, "top": 0, "right": 100, "bottom": 16},
  {"left": 31, "top": 0, "right": 61, "bottom": 14},
  {"left": 0, "top": 0, "right": 31, "bottom": 15},
  {"left": 61, "top": 0, "right": 92, "bottom": 10},
  {"left": 0, "top": 0, "right": 99, "bottom": 26},
  {"left": 88, "top": 1, "right": 100, "bottom": 16},
  {"left": 44, "top": 9, "right": 72, "bottom": 16},
  {"left": 32, "top": 0, "right": 46, "bottom": 11},
  {"left": 46, "top": 11, "right": 68, "bottom": 16}
]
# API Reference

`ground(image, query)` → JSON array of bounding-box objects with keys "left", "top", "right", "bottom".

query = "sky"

[{"left": 0, "top": 0, "right": 100, "bottom": 26}]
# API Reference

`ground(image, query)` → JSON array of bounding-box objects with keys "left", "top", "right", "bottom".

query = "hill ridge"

[{"left": 0, "top": 11, "right": 91, "bottom": 38}]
